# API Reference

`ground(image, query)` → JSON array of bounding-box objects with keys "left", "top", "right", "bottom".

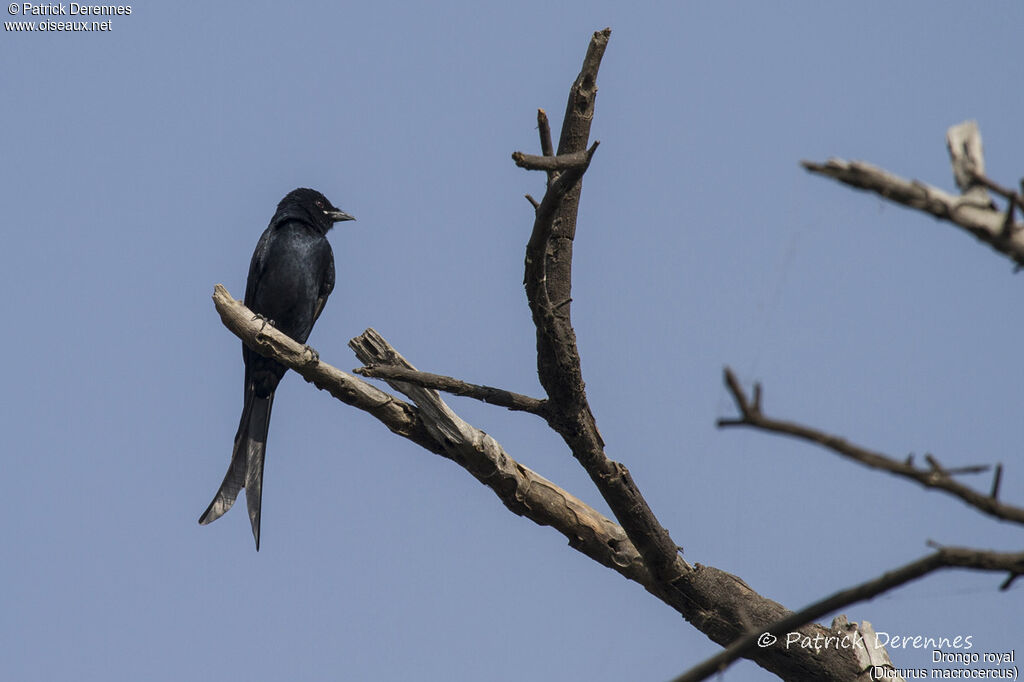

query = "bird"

[{"left": 199, "top": 188, "right": 355, "bottom": 550}]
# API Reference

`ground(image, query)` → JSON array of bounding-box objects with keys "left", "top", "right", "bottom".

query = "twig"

[
  {"left": 916, "top": 455, "right": 988, "bottom": 477},
  {"left": 537, "top": 108, "right": 555, "bottom": 188},
  {"left": 718, "top": 368, "right": 1024, "bottom": 525},
  {"left": 924, "top": 454, "right": 947, "bottom": 475},
  {"left": 354, "top": 364, "right": 549, "bottom": 416},
  {"left": 537, "top": 108, "right": 553, "bottom": 158},
  {"left": 1001, "top": 197, "right": 1017, "bottom": 240},
  {"left": 512, "top": 142, "right": 599, "bottom": 172},
  {"left": 969, "top": 169, "right": 1022, "bottom": 204},
  {"left": 939, "top": 464, "right": 991, "bottom": 476},
  {"left": 991, "top": 463, "right": 1003, "bottom": 500}
]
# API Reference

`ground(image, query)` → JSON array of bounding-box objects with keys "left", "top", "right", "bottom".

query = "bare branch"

[
  {"left": 353, "top": 364, "right": 549, "bottom": 416},
  {"left": 991, "top": 463, "right": 1004, "bottom": 500},
  {"left": 802, "top": 122, "right": 1024, "bottom": 268},
  {"left": 671, "top": 546, "right": 1024, "bottom": 682},
  {"left": 212, "top": 284, "right": 658, "bottom": 581},
  {"left": 212, "top": 284, "right": 435, "bottom": 448},
  {"left": 537, "top": 108, "right": 553, "bottom": 158},
  {"left": 970, "top": 169, "right": 1022, "bottom": 204},
  {"left": 801, "top": 158, "right": 1024, "bottom": 249},
  {"left": 924, "top": 453, "right": 948, "bottom": 475},
  {"left": 718, "top": 367, "right": 1024, "bottom": 525},
  {"left": 537, "top": 108, "right": 555, "bottom": 189},
  {"left": 517, "top": 28, "right": 687, "bottom": 586},
  {"left": 512, "top": 142, "right": 599, "bottom": 172},
  {"left": 937, "top": 464, "right": 991, "bottom": 476}
]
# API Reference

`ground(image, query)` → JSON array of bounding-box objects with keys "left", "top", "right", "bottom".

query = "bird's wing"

[
  {"left": 310, "top": 245, "right": 335, "bottom": 327},
  {"left": 244, "top": 224, "right": 275, "bottom": 306}
]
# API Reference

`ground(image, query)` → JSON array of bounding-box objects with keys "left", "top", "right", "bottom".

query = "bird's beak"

[{"left": 325, "top": 209, "right": 355, "bottom": 223}]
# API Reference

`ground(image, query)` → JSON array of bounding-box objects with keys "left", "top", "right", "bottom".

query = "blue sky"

[{"left": 3, "top": 3, "right": 1022, "bottom": 681}]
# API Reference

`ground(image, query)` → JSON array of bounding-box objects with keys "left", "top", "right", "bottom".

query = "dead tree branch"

[
  {"left": 802, "top": 121, "right": 1024, "bottom": 268},
  {"left": 671, "top": 546, "right": 1024, "bottom": 682},
  {"left": 353, "top": 364, "right": 549, "bottom": 416},
  {"left": 211, "top": 284, "right": 435, "bottom": 448},
  {"left": 512, "top": 143, "right": 599, "bottom": 172},
  {"left": 718, "top": 367, "right": 1024, "bottom": 525},
  {"left": 516, "top": 27, "right": 688, "bottom": 589},
  {"left": 212, "top": 284, "right": 656, "bottom": 581}
]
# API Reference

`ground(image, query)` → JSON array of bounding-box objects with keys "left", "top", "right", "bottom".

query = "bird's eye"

[{"left": 315, "top": 200, "right": 324, "bottom": 208}]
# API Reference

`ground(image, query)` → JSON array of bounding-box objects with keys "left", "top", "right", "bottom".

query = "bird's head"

[{"left": 277, "top": 188, "right": 355, "bottom": 232}]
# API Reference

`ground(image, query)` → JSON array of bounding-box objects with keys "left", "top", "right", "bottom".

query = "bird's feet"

[
  {"left": 302, "top": 345, "right": 320, "bottom": 366},
  {"left": 251, "top": 314, "right": 276, "bottom": 333}
]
